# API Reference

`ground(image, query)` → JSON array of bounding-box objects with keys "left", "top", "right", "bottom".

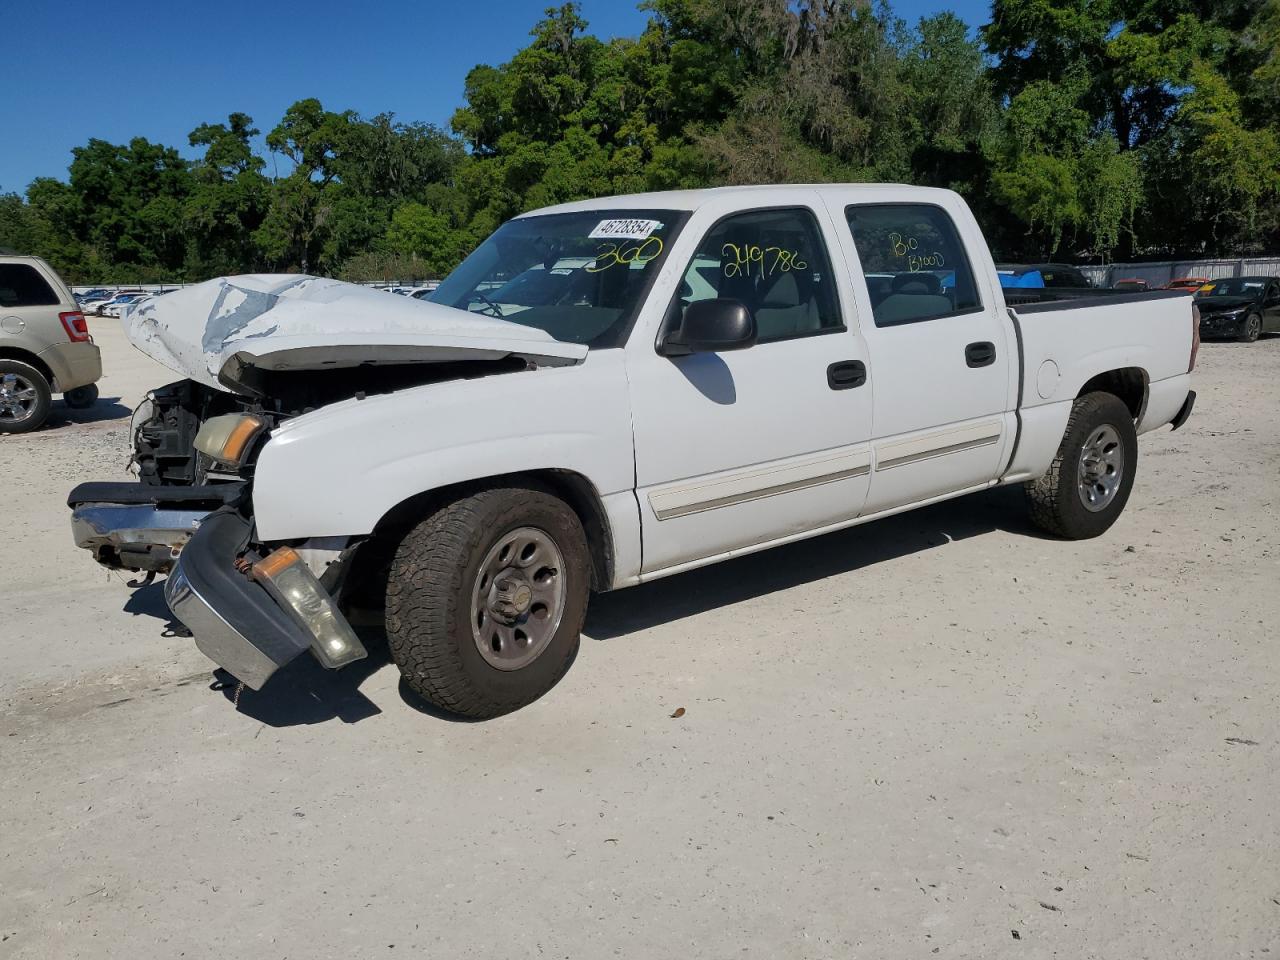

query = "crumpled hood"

[{"left": 123, "top": 274, "right": 588, "bottom": 395}]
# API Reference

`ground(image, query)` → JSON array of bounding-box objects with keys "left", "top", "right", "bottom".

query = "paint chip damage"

[{"left": 123, "top": 275, "right": 588, "bottom": 395}]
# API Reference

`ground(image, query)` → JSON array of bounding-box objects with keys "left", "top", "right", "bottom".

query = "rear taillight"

[
  {"left": 1189, "top": 304, "right": 1200, "bottom": 372},
  {"left": 59, "top": 311, "right": 89, "bottom": 343}
]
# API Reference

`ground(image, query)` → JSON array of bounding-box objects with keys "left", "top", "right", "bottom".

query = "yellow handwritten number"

[
  {"left": 587, "top": 236, "right": 664, "bottom": 272},
  {"left": 722, "top": 243, "right": 806, "bottom": 279}
]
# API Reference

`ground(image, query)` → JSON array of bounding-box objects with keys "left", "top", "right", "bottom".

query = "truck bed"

[
  {"left": 1000, "top": 289, "right": 1196, "bottom": 483},
  {"left": 1010, "top": 288, "right": 1194, "bottom": 312}
]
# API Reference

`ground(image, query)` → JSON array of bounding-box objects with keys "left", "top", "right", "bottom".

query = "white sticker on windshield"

[{"left": 589, "top": 218, "right": 661, "bottom": 240}]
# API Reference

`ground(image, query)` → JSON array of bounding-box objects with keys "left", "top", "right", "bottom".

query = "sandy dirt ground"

[{"left": 1, "top": 318, "right": 1277, "bottom": 959}]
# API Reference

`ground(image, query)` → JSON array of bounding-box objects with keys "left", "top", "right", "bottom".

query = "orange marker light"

[
  {"left": 252, "top": 546, "right": 301, "bottom": 581},
  {"left": 222, "top": 415, "right": 265, "bottom": 463}
]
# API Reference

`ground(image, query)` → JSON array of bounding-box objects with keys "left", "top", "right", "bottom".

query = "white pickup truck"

[{"left": 69, "top": 185, "right": 1198, "bottom": 718}]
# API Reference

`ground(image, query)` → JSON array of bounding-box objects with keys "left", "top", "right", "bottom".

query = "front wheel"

[
  {"left": 385, "top": 485, "right": 590, "bottom": 719},
  {"left": 1025, "top": 392, "right": 1137, "bottom": 540},
  {"left": 1238, "top": 312, "right": 1262, "bottom": 343}
]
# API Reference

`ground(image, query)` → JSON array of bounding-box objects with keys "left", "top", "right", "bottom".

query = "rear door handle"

[
  {"left": 965, "top": 341, "right": 996, "bottom": 368},
  {"left": 827, "top": 360, "right": 867, "bottom": 390}
]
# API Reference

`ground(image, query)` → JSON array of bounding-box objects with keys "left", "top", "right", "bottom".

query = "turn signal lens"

[
  {"left": 194, "top": 414, "right": 267, "bottom": 468},
  {"left": 251, "top": 548, "right": 367, "bottom": 670}
]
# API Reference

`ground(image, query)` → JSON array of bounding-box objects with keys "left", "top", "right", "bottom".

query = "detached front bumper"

[
  {"left": 164, "top": 511, "right": 318, "bottom": 689},
  {"left": 69, "top": 483, "right": 366, "bottom": 690}
]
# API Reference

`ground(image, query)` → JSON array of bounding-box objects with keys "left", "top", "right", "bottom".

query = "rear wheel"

[
  {"left": 1238, "top": 312, "right": 1262, "bottom": 343},
  {"left": 0, "top": 360, "right": 52, "bottom": 434},
  {"left": 385, "top": 485, "right": 590, "bottom": 719},
  {"left": 64, "top": 384, "right": 99, "bottom": 409},
  {"left": 1025, "top": 392, "right": 1137, "bottom": 540}
]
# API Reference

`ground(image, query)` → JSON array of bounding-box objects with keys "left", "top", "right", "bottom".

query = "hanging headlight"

[{"left": 251, "top": 547, "right": 368, "bottom": 670}]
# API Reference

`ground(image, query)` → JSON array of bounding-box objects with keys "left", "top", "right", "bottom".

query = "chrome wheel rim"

[
  {"left": 1248, "top": 315, "right": 1261, "bottom": 339},
  {"left": 471, "top": 527, "right": 566, "bottom": 671},
  {"left": 1078, "top": 424, "right": 1124, "bottom": 512},
  {"left": 0, "top": 373, "right": 38, "bottom": 424}
]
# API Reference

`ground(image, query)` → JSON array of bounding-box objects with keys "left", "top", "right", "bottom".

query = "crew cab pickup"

[{"left": 68, "top": 185, "right": 1198, "bottom": 718}]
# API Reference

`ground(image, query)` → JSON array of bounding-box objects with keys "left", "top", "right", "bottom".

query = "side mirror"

[{"left": 660, "top": 298, "right": 757, "bottom": 356}]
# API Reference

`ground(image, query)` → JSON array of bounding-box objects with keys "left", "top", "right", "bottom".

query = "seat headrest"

[
  {"left": 891, "top": 272, "right": 942, "bottom": 295},
  {"left": 759, "top": 270, "right": 799, "bottom": 306}
]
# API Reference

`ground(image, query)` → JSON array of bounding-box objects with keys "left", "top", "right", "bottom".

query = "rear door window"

[
  {"left": 0, "top": 264, "right": 59, "bottom": 308},
  {"left": 844, "top": 204, "right": 982, "bottom": 327}
]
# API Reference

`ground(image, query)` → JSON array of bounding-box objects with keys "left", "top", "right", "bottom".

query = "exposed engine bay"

[{"left": 130, "top": 356, "right": 531, "bottom": 488}]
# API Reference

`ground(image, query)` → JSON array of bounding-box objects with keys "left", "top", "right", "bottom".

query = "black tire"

[
  {"left": 63, "top": 383, "right": 99, "bottom": 409},
  {"left": 1238, "top": 312, "right": 1262, "bottom": 343},
  {"left": 0, "top": 359, "right": 53, "bottom": 434},
  {"left": 1025, "top": 392, "right": 1137, "bottom": 540},
  {"left": 385, "top": 484, "right": 590, "bottom": 719}
]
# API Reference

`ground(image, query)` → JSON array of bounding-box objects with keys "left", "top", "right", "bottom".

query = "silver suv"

[{"left": 0, "top": 256, "right": 103, "bottom": 433}]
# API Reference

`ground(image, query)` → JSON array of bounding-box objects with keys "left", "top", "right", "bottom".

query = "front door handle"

[
  {"left": 965, "top": 341, "right": 996, "bottom": 368},
  {"left": 827, "top": 360, "right": 867, "bottom": 390}
]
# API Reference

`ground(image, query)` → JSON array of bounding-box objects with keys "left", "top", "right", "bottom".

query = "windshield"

[
  {"left": 432, "top": 209, "right": 685, "bottom": 347},
  {"left": 1196, "top": 278, "right": 1266, "bottom": 298}
]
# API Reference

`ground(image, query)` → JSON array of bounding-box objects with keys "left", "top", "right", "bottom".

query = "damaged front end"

[
  {"left": 69, "top": 378, "right": 371, "bottom": 689},
  {"left": 69, "top": 273, "right": 586, "bottom": 690}
]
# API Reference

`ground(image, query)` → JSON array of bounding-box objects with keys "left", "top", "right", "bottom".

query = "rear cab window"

[
  {"left": 0, "top": 264, "right": 60, "bottom": 308},
  {"left": 844, "top": 204, "right": 982, "bottom": 327}
]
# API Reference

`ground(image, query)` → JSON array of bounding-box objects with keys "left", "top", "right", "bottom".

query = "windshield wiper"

[{"left": 468, "top": 292, "right": 505, "bottom": 318}]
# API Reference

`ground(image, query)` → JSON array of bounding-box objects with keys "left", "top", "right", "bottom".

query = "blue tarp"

[{"left": 998, "top": 271, "right": 1045, "bottom": 288}]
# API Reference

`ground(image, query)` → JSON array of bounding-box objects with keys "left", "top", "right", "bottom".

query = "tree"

[
  {"left": 0, "top": 192, "right": 36, "bottom": 255},
  {"left": 67, "top": 137, "right": 193, "bottom": 273},
  {"left": 1175, "top": 63, "right": 1280, "bottom": 250},
  {"left": 7, "top": 0, "right": 1280, "bottom": 279},
  {"left": 384, "top": 202, "right": 473, "bottom": 277},
  {"left": 186, "top": 113, "right": 271, "bottom": 275},
  {"left": 983, "top": 0, "right": 1228, "bottom": 151}
]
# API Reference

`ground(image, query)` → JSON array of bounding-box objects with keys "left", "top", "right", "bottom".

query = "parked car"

[
  {"left": 79, "top": 293, "right": 121, "bottom": 314},
  {"left": 997, "top": 263, "right": 1093, "bottom": 288},
  {"left": 75, "top": 288, "right": 110, "bottom": 306},
  {"left": 101, "top": 293, "right": 149, "bottom": 318},
  {"left": 407, "top": 283, "right": 440, "bottom": 300},
  {"left": 1113, "top": 278, "right": 1151, "bottom": 292},
  {"left": 0, "top": 255, "right": 102, "bottom": 433},
  {"left": 1194, "top": 275, "right": 1280, "bottom": 342},
  {"left": 1166, "top": 277, "right": 1210, "bottom": 293},
  {"left": 69, "top": 185, "right": 1197, "bottom": 718},
  {"left": 81, "top": 291, "right": 140, "bottom": 315}
]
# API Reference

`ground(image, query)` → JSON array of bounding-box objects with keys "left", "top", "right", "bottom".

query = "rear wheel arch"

[
  {"left": 0, "top": 347, "right": 54, "bottom": 387},
  {"left": 1077, "top": 367, "right": 1148, "bottom": 422}
]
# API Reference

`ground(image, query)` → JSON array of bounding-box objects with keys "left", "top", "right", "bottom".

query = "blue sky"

[{"left": 0, "top": 0, "right": 990, "bottom": 194}]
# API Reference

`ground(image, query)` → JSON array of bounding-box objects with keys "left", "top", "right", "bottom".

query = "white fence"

[{"left": 1080, "top": 258, "right": 1280, "bottom": 288}]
